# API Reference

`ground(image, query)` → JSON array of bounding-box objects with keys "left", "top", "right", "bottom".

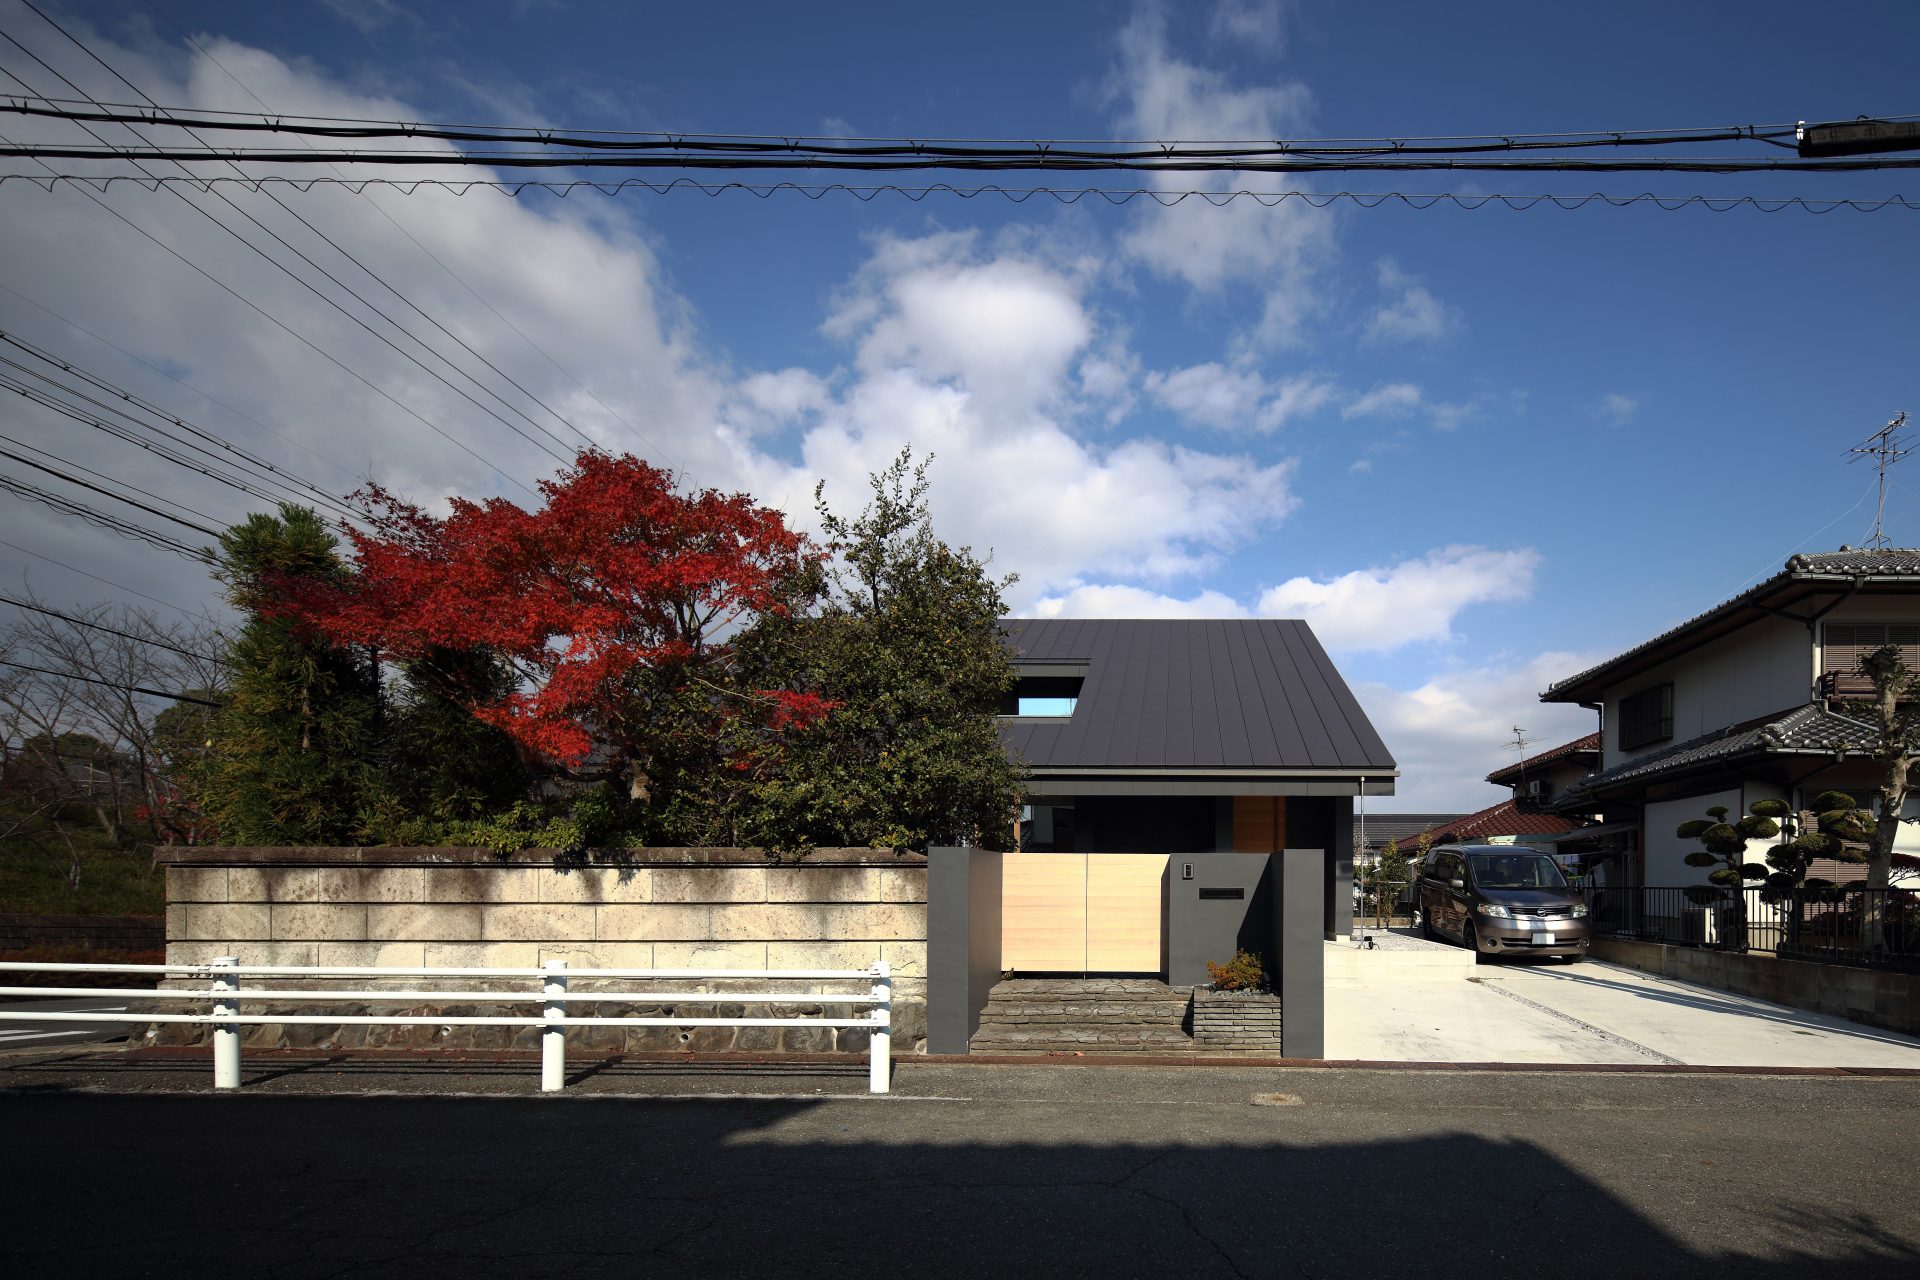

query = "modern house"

[
  {"left": 929, "top": 618, "right": 1397, "bottom": 1056},
  {"left": 1540, "top": 548, "right": 1920, "bottom": 886}
]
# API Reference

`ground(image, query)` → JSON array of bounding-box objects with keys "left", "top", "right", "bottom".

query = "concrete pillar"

[
  {"left": 926, "top": 847, "right": 1002, "bottom": 1055},
  {"left": 1277, "top": 849, "right": 1325, "bottom": 1059},
  {"left": 1325, "top": 794, "right": 1354, "bottom": 941}
]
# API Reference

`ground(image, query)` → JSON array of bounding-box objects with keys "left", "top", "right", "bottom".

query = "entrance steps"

[{"left": 969, "top": 978, "right": 1195, "bottom": 1055}]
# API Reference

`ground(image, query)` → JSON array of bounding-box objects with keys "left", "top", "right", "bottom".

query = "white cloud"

[
  {"left": 1343, "top": 382, "right": 1423, "bottom": 419},
  {"left": 1352, "top": 651, "right": 1604, "bottom": 810},
  {"left": 1593, "top": 392, "right": 1640, "bottom": 425},
  {"left": 726, "top": 368, "right": 832, "bottom": 434},
  {"left": 1143, "top": 362, "right": 1335, "bottom": 432},
  {"left": 1207, "top": 0, "right": 1292, "bottom": 51},
  {"left": 1108, "top": 3, "right": 1335, "bottom": 332},
  {"left": 1026, "top": 583, "right": 1251, "bottom": 619},
  {"left": 1365, "top": 259, "right": 1460, "bottom": 344},
  {"left": 1255, "top": 546, "right": 1541, "bottom": 652}
]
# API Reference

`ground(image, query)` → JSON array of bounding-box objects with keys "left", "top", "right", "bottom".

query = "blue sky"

[{"left": 1, "top": 0, "right": 1916, "bottom": 808}]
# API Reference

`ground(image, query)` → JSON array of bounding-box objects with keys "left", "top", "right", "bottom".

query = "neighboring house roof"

[
  {"left": 1557, "top": 703, "right": 1879, "bottom": 802},
  {"left": 1426, "top": 797, "right": 1579, "bottom": 842},
  {"left": 997, "top": 618, "right": 1397, "bottom": 777},
  {"left": 1542, "top": 547, "right": 1920, "bottom": 704},
  {"left": 1485, "top": 733, "right": 1601, "bottom": 785},
  {"left": 1353, "top": 812, "right": 1468, "bottom": 851}
]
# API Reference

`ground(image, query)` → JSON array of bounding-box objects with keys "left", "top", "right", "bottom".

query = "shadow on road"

[{"left": 0, "top": 1090, "right": 1914, "bottom": 1278}]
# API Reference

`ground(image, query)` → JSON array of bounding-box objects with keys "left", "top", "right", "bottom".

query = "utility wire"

[
  {"left": 17, "top": 90, "right": 1888, "bottom": 148},
  {"left": 0, "top": 437, "right": 222, "bottom": 534},
  {"left": 7, "top": 172, "right": 1915, "bottom": 213},
  {"left": 0, "top": 472, "right": 212, "bottom": 559},
  {"left": 139, "top": 1, "right": 680, "bottom": 476},
  {"left": 10, "top": 141, "right": 1919, "bottom": 173},
  {"left": 0, "top": 592, "right": 230, "bottom": 665},
  {"left": 0, "top": 280, "right": 365, "bottom": 486},
  {"left": 0, "top": 657, "right": 222, "bottom": 705},
  {"left": 0, "top": 535, "right": 207, "bottom": 618},
  {"left": 0, "top": 98, "right": 1816, "bottom": 156},
  {"left": 19, "top": 6, "right": 599, "bottom": 461},
  {"left": 0, "top": 72, "right": 541, "bottom": 498},
  {"left": 0, "top": 30, "right": 573, "bottom": 470}
]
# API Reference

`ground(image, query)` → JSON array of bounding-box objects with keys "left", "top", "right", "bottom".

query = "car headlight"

[
  {"left": 1476, "top": 903, "right": 1512, "bottom": 918},
  {"left": 1571, "top": 903, "right": 1589, "bottom": 918}
]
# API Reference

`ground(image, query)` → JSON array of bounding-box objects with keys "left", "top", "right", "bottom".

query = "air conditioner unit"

[{"left": 1525, "top": 780, "right": 1552, "bottom": 799}]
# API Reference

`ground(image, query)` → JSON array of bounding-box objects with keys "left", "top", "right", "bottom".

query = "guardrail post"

[
  {"left": 211, "top": 956, "right": 240, "bottom": 1090},
  {"left": 541, "top": 959, "right": 568, "bottom": 1093},
  {"left": 868, "top": 960, "right": 891, "bottom": 1095}
]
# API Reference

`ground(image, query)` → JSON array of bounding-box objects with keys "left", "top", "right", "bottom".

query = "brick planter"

[{"left": 1189, "top": 987, "right": 1283, "bottom": 1052}]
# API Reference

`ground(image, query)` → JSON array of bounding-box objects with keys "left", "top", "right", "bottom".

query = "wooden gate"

[{"left": 1001, "top": 853, "right": 1168, "bottom": 973}]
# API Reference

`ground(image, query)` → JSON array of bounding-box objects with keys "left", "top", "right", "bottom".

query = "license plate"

[{"left": 1531, "top": 931, "right": 1554, "bottom": 946}]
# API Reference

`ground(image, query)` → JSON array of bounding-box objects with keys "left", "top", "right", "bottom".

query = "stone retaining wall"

[
  {"left": 155, "top": 846, "right": 927, "bottom": 1053},
  {"left": 1591, "top": 937, "right": 1917, "bottom": 1038},
  {"left": 1189, "top": 988, "right": 1284, "bottom": 1052}
]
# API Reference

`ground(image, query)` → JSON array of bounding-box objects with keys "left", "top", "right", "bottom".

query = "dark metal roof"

[
  {"left": 1542, "top": 547, "right": 1920, "bottom": 704},
  {"left": 998, "top": 618, "right": 1396, "bottom": 775},
  {"left": 1354, "top": 812, "right": 1468, "bottom": 850},
  {"left": 1557, "top": 703, "right": 1878, "bottom": 801}
]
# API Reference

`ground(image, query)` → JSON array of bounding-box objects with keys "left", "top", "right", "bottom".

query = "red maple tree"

[{"left": 284, "top": 452, "right": 830, "bottom": 785}]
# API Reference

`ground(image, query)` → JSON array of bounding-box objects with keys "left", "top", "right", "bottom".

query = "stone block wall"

[
  {"left": 156, "top": 847, "right": 928, "bottom": 1053},
  {"left": 1592, "top": 937, "right": 1917, "bottom": 1038},
  {"left": 1189, "top": 988, "right": 1284, "bottom": 1053}
]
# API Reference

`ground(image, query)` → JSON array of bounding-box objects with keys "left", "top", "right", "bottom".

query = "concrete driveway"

[{"left": 1326, "top": 945, "right": 1920, "bottom": 1068}]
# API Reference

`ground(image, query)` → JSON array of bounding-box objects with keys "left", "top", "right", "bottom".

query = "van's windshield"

[{"left": 1466, "top": 852, "right": 1568, "bottom": 890}]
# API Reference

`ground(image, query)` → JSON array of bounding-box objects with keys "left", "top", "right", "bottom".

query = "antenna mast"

[{"left": 1847, "top": 412, "right": 1912, "bottom": 550}]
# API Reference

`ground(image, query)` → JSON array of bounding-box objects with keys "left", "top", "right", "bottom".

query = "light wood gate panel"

[{"left": 1001, "top": 853, "right": 1166, "bottom": 973}]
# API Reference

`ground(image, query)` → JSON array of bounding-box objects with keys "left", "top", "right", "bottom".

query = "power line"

[
  {"left": 0, "top": 31, "right": 575, "bottom": 471},
  {"left": 0, "top": 76, "right": 542, "bottom": 499},
  {"left": 11, "top": 140, "right": 1919, "bottom": 174},
  {"left": 0, "top": 657, "right": 223, "bottom": 706},
  {"left": 0, "top": 535, "right": 208, "bottom": 618},
  {"left": 0, "top": 471, "right": 212, "bottom": 560},
  {"left": 17, "top": 89, "right": 1894, "bottom": 148},
  {"left": 0, "top": 97, "right": 1822, "bottom": 156},
  {"left": 0, "top": 592, "right": 230, "bottom": 666},
  {"left": 138, "top": 1, "right": 681, "bottom": 476},
  {"left": 0, "top": 435, "right": 223, "bottom": 534},
  {"left": 5, "top": 172, "right": 1914, "bottom": 212}
]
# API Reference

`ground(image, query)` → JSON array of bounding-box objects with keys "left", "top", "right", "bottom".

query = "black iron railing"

[{"left": 1582, "top": 884, "right": 1920, "bottom": 972}]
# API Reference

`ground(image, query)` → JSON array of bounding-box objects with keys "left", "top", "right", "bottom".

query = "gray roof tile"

[{"left": 1560, "top": 703, "right": 1878, "bottom": 798}]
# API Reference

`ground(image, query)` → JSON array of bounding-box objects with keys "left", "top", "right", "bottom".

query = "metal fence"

[
  {"left": 0, "top": 958, "right": 893, "bottom": 1092},
  {"left": 1582, "top": 885, "right": 1920, "bottom": 972}
]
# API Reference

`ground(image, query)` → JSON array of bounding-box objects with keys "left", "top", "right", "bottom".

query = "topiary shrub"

[{"left": 1206, "top": 949, "right": 1267, "bottom": 992}]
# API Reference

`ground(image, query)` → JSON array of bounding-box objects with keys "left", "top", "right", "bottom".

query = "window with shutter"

[
  {"left": 1823, "top": 622, "right": 1920, "bottom": 692},
  {"left": 1618, "top": 683, "right": 1674, "bottom": 750}
]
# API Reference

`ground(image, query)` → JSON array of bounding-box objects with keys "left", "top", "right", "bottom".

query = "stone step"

[
  {"left": 971, "top": 1031, "right": 1196, "bottom": 1054},
  {"left": 974, "top": 1006, "right": 1190, "bottom": 1023}
]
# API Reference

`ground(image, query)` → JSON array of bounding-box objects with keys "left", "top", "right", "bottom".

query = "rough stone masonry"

[{"left": 154, "top": 846, "right": 928, "bottom": 1053}]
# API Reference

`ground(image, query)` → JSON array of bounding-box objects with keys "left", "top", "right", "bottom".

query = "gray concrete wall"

[
  {"left": 158, "top": 846, "right": 928, "bottom": 1053},
  {"left": 1167, "top": 854, "right": 1272, "bottom": 986},
  {"left": 1592, "top": 937, "right": 1918, "bottom": 1038},
  {"left": 926, "top": 847, "right": 1003, "bottom": 1054},
  {"left": 1275, "top": 849, "right": 1325, "bottom": 1058}
]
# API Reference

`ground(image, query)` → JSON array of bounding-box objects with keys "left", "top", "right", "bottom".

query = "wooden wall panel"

[
  {"left": 1232, "top": 797, "right": 1288, "bottom": 853},
  {"left": 1000, "top": 853, "right": 1087, "bottom": 972},
  {"left": 1086, "top": 854, "right": 1167, "bottom": 972}
]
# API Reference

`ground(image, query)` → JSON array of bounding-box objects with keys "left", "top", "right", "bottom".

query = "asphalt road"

[
  {"left": 1, "top": 1060, "right": 1916, "bottom": 1278},
  {"left": 0, "top": 997, "right": 139, "bottom": 1050}
]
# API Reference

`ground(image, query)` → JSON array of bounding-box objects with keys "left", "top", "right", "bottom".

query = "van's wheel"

[{"left": 1463, "top": 920, "right": 1488, "bottom": 964}]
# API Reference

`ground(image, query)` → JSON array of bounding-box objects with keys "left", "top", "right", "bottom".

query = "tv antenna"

[{"left": 1847, "top": 412, "right": 1912, "bottom": 550}]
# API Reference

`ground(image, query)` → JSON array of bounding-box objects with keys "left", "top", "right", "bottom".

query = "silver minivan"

[{"left": 1416, "top": 844, "right": 1589, "bottom": 962}]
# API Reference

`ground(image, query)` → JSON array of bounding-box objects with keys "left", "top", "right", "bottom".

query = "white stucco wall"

[{"left": 1599, "top": 615, "right": 1811, "bottom": 768}]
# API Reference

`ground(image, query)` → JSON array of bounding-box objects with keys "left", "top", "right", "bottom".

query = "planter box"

[{"left": 1190, "top": 987, "right": 1283, "bottom": 1052}]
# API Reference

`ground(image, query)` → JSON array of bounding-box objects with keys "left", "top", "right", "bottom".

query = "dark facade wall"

[
  {"left": 1073, "top": 795, "right": 1219, "bottom": 852},
  {"left": 1166, "top": 854, "right": 1273, "bottom": 985},
  {"left": 926, "top": 848, "right": 1003, "bottom": 1054}
]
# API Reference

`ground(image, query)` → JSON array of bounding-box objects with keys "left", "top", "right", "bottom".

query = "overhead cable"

[
  {"left": 0, "top": 657, "right": 223, "bottom": 706},
  {"left": 4, "top": 172, "right": 1913, "bottom": 212},
  {"left": 0, "top": 592, "right": 230, "bottom": 666}
]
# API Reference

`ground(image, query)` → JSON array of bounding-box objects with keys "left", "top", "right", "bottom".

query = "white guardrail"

[{"left": 0, "top": 958, "right": 892, "bottom": 1093}]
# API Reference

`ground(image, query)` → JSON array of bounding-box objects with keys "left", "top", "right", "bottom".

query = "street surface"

[
  {"left": 0, "top": 997, "right": 138, "bottom": 1051},
  {"left": 2, "top": 1055, "right": 1915, "bottom": 1278}
]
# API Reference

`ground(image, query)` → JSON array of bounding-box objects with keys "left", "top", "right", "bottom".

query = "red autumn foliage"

[{"left": 283, "top": 452, "right": 831, "bottom": 768}]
